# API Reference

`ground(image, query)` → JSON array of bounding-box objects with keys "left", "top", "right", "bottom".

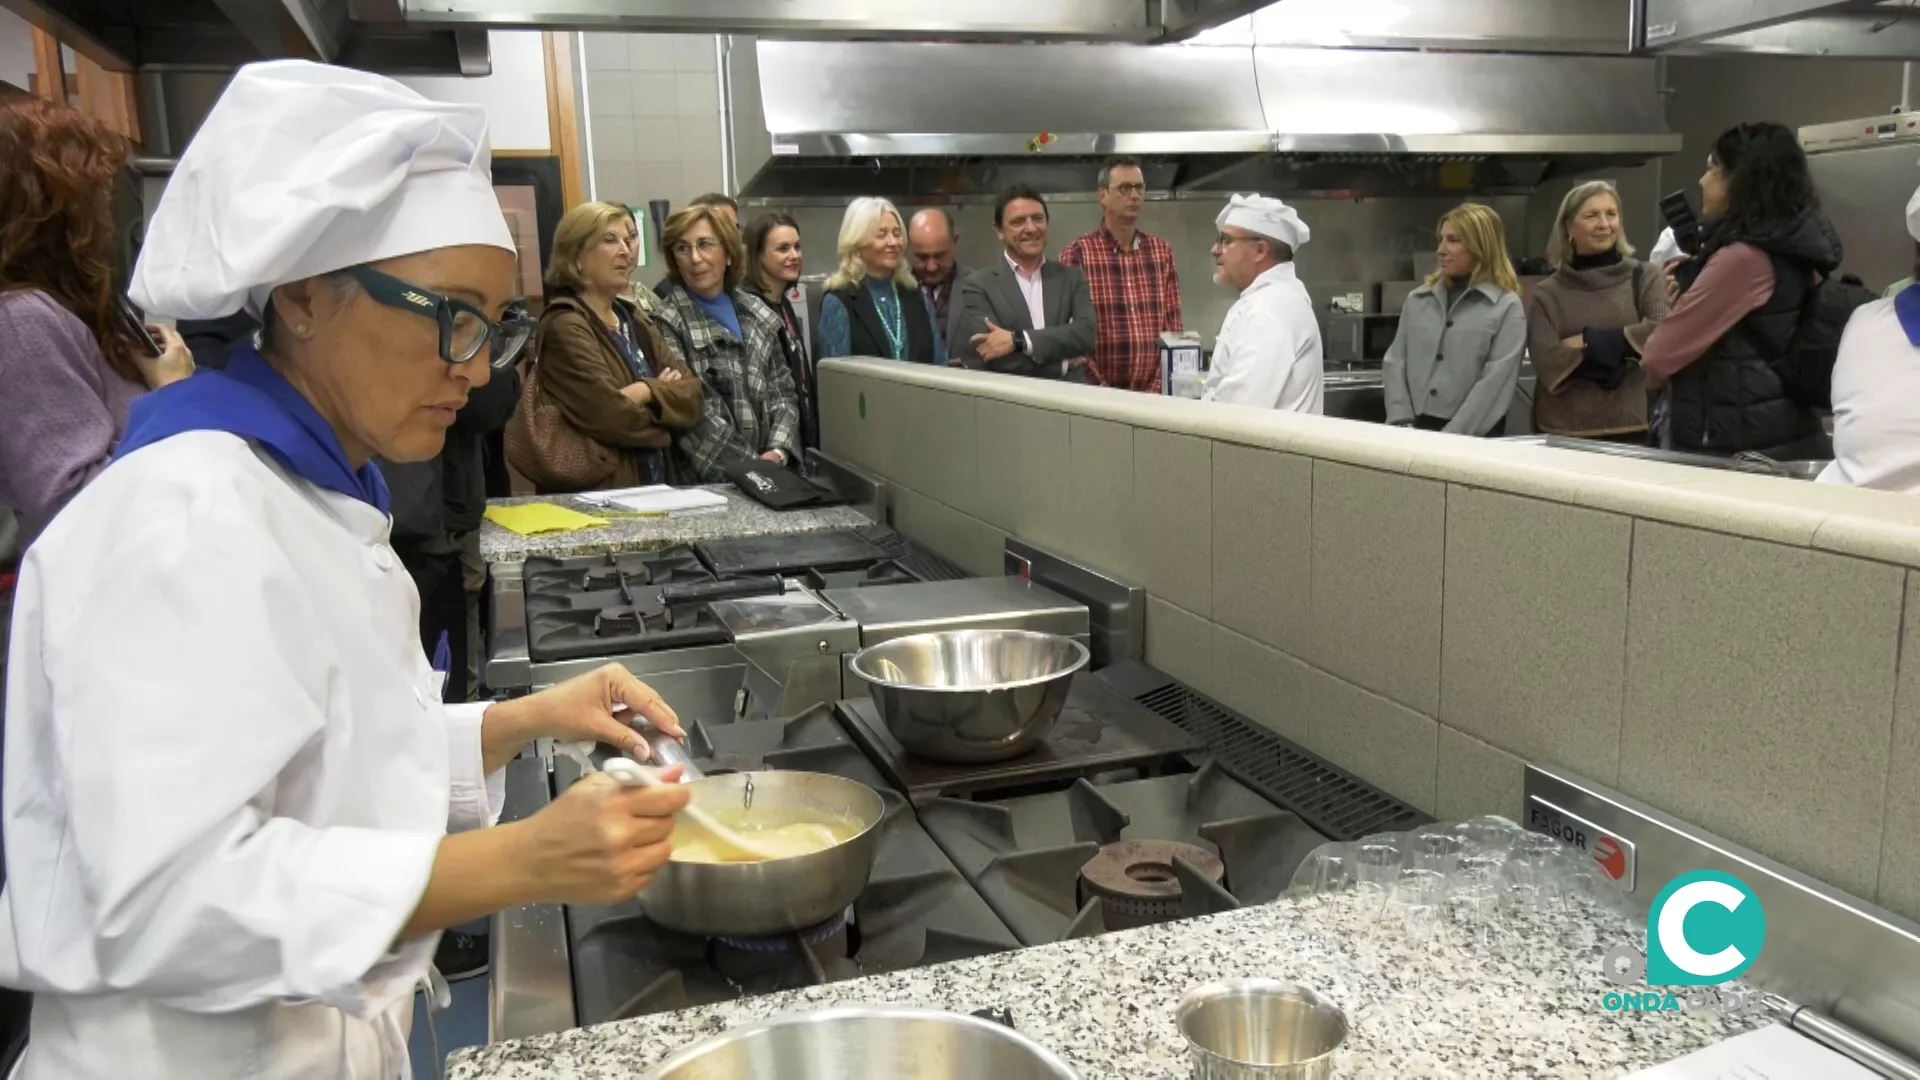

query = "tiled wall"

[
  {"left": 579, "top": 31, "right": 723, "bottom": 283},
  {"left": 817, "top": 358, "right": 1920, "bottom": 924}
]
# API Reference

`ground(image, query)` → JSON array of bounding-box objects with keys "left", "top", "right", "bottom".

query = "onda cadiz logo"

[
  {"left": 746, "top": 470, "right": 775, "bottom": 493},
  {"left": 1601, "top": 869, "right": 1767, "bottom": 1014},
  {"left": 1646, "top": 870, "right": 1766, "bottom": 985}
]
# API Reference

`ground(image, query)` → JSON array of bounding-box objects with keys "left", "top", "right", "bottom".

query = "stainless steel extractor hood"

[{"left": 727, "top": 40, "right": 1680, "bottom": 202}]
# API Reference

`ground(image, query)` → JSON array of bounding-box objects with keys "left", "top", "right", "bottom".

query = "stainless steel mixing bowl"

[
  {"left": 637, "top": 771, "right": 885, "bottom": 937},
  {"left": 641, "top": 1006, "right": 1083, "bottom": 1079},
  {"left": 848, "top": 629, "right": 1090, "bottom": 763},
  {"left": 1175, "top": 980, "right": 1349, "bottom": 1079}
]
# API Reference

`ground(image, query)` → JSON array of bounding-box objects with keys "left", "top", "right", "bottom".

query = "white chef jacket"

[
  {"left": 1203, "top": 262, "right": 1325, "bottom": 413},
  {"left": 0, "top": 431, "right": 505, "bottom": 1079},
  {"left": 1817, "top": 297, "right": 1920, "bottom": 493}
]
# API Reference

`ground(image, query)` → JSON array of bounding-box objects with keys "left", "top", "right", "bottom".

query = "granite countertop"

[
  {"left": 449, "top": 888, "right": 1762, "bottom": 1079},
  {"left": 479, "top": 486, "right": 875, "bottom": 564}
]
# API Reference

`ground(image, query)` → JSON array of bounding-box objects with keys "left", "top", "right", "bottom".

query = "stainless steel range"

[
  {"left": 485, "top": 526, "right": 982, "bottom": 718},
  {"left": 490, "top": 658, "right": 1334, "bottom": 1040}
]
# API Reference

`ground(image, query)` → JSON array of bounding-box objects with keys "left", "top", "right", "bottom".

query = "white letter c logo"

[{"left": 1657, "top": 880, "right": 1748, "bottom": 978}]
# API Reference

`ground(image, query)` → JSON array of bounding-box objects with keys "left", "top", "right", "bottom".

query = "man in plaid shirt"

[{"left": 1058, "top": 156, "right": 1183, "bottom": 393}]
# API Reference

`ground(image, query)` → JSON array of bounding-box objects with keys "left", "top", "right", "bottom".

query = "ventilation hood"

[{"left": 728, "top": 40, "right": 1679, "bottom": 202}]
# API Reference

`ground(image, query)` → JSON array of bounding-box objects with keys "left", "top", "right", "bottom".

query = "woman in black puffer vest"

[{"left": 1637, "top": 122, "right": 1836, "bottom": 456}]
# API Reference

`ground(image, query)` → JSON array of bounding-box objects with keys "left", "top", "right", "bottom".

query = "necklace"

[{"left": 875, "top": 284, "right": 906, "bottom": 359}]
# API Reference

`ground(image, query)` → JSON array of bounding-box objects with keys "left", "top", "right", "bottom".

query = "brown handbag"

[{"left": 504, "top": 315, "right": 620, "bottom": 492}]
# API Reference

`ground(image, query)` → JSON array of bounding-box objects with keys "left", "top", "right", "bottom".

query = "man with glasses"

[
  {"left": 1059, "top": 156, "right": 1183, "bottom": 392},
  {"left": 1205, "top": 194, "right": 1323, "bottom": 413}
]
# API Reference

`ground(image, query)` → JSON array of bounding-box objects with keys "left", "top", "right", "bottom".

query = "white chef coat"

[
  {"left": 1203, "top": 263, "right": 1325, "bottom": 413},
  {"left": 0, "top": 431, "right": 505, "bottom": 1079},
  {"left": 1818, "top": 297, "right": 1920, "bottom": 493}
]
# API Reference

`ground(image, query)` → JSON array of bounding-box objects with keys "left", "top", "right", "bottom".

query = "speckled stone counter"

[
  {"left": 479, "top": 486, "right": 875, "bottom": 564},
  {"left": 448, "top": 888, "right": 1762, "bottom": 1079}
]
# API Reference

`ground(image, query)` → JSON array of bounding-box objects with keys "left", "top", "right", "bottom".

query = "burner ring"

[
  {"left": 1079, "top": 840, "right": 1223, "bottom": 929},
  {"left": 713, "top": 906, "right": 852, "bottom": 953}
]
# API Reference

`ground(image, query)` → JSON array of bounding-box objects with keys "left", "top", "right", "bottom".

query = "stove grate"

[{"left": 1129, "top": 680, "right": 1430, "bottom": 841}]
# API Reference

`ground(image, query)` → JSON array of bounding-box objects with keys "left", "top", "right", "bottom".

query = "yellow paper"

[{"left": 483, "top": 503, "right": 608, "bottom": 536}]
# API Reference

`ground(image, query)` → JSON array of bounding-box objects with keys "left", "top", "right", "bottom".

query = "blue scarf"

[
  {"left": 1896, "top": 283, "right": 1920, "bottom": 347},
  {"left": 116, "top": 346, "right": 391, "bottom": 514}
]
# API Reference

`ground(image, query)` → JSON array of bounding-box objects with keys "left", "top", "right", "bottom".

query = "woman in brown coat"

[
  {"left": 1527, "top": 180, "right": 1670, "bottom": 440},
  {"left": 533, "top": 201, "right": 703, "bottom": 489}
]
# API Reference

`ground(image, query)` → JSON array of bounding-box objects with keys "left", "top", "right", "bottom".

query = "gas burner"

[
  {"left": 581, "top": 565, "right": 625, "bottom": 591},
  {"left": 1079, "top": 840, "right": 1225, "bottom": 931},
  {"left": 714, "top": 907, "right": 853, "bottom": 954},
  {"left": 593, "top": 609, "right": 643, "bottom": 637}
]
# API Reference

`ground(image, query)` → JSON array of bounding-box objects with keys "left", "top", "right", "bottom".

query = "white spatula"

[{"left": 600, "top": 757, "right": 783, "bottom": 862}]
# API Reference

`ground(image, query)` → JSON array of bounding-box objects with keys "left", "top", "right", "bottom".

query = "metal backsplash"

[
  {"left": 1524, "top": 763, "right": 1920, "bottom": 1061},
  {"left": 1003, "top": 538, "right": 1144, "bottom": 670}
]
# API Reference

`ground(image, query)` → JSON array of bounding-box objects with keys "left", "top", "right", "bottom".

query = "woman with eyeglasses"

[
  {"left": 0, "top": 62, "right": 694, "bottom": 1079},
  {"left": 653, "top": 203, "right": 801, "bottom": 479},
  {"left": 524, "top": 201, "right": 703, "bottom": 492}
]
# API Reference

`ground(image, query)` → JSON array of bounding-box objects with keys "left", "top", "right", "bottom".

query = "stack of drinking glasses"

[{"left": 1286, "top": 816, "right": 1628, "bottom": 953}]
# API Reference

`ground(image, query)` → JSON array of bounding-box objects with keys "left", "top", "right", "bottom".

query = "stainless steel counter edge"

[{"left": 490, "top": 755, "right": 573, "bottom": 1042}]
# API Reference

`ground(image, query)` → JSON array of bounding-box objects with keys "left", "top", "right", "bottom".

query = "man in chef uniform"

[
  {"left": 0, "top": 61, "right": 695, "bottom": 1078},
  {"left": 1203, "top": 194, "right": 1325, "bottom": 413}
]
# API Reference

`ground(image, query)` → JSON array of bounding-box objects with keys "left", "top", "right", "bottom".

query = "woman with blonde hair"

[
  {"left": 1383, "top": 202, "right": 1526, "bottom": 436},
  {"left": 1527, "top": 180, "right": 1670, "bottom": 440},
  {"left": 652, "top": 202, "right": 800, "bottom": 478},
  {"left": 816, "top": 196, "right": 945, "bottom": 363}
]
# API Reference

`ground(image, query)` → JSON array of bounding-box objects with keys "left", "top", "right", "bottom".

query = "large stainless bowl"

[
  {"left": 848, "top": 629, "right": 1090, "bottom": 763},
  {"left": 641, "top": 1006, "right": 1083, "bottom": 1079},
  {"left": 638, "top": 771, "right": 885, "bottom": 937}
]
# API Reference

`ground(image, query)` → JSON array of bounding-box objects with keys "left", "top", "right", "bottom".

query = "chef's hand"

[
  {"left": 518, "top": 768, "right": 691, "bottom": 903},
  {"left": 488, "top": 663, "right": 684, "bottom": 770},
  {"left": 134, "top": 325, "right": 195, "bottom": 390},
  {"left": 971, "top": 319, "right": 1017, "bottom": 362}
]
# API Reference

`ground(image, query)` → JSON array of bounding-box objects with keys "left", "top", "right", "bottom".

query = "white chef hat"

[
  {"left": 130, "top": 60, "right": 514, "bottom": 321},
  {"left": 1906, "top": 178, "right": 1920, "bottom": 243},
  {"left": 1216, "top": 194, "right": 1310, "bottom": 251},
  {"left": 1648, "top": 227, "right": 1682, "bottom": 266}
]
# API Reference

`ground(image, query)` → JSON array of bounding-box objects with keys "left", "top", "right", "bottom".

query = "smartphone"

[
  {"left": 1659, "top": 190, "right": 1703, "bottom": 256},
  {"left": 115, "top": 295, "right": 163, "bottom": 357}
]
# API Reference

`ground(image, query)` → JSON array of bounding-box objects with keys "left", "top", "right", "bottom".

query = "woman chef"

[{"left": 0, "top": 61, "right": 693, "bottom": 1078}]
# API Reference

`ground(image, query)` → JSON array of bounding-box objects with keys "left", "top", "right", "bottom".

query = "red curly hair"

[{"left": 0, "top": 96, "right": 139, "bottom": 383}]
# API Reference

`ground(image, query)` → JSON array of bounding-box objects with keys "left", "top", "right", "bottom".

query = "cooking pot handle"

[{"left": 970, "top": 1006, "right": 1016, "bottom": 1029}]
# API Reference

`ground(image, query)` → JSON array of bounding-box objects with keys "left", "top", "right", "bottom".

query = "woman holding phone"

[{"left": 0, "top": 94, "right": 195, "bottom": 548}]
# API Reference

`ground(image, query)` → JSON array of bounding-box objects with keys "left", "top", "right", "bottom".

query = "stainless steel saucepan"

[
  {"left": 637, "top": 770, "right": 886, "bottom": 937},
  {"left": 641, "top": 1006, "right": 1083, "bottom": 1079}
]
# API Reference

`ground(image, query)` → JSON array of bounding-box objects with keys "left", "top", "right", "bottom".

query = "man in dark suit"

[
  {"left": 908, "top": 208, "right": 967, "bottom": 359},
  {"left": 953, "top": 185, "right": 1097, "bottom": 382}
]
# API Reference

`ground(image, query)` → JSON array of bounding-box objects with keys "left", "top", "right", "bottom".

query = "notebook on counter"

[
  {"left": 1623, "top": 1023, "right": 1879, "bottom": 1079},
  {"left": 574, "top": 485, "right": 731, "bottom": 516}
]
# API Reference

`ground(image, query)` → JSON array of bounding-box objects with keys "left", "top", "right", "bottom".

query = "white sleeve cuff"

[{"left": 444, "top": 702, "right": 506, "bottom": 832}]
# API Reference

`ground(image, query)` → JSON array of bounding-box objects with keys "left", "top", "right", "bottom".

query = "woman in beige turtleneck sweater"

[{"left": 1527, "top": 180, "right": 1671, "bottom": 440}]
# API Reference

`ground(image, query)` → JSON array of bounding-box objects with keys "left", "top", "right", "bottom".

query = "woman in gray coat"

[{"left": 1383, "top": 203, "right": 1527, "bottom": 436}]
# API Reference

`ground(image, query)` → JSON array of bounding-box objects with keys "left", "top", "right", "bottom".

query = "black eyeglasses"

[{"left": 343, "top": 265, "right": 532, "bottom": 369}]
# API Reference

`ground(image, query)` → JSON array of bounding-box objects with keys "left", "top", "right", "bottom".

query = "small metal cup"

[{"left": 1175, "top": 980, "right": 1349, "bottom": 1079}]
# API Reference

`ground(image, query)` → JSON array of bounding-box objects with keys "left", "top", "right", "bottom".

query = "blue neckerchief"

[
  {"left": 1896, "top": 284, "right": 1920, "bottom": 347},
  {"left": 116, "top": 346, "right": 391, "bottom": 514}
]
